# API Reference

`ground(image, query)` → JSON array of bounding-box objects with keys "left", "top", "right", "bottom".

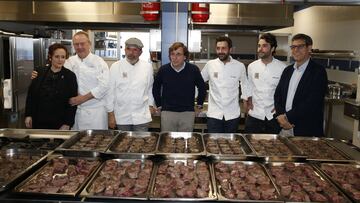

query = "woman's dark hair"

[
  {"left": 48, "top": 43, "right": 69, "bottom": 62},
  {"left": 216, "top": 36, "right": 232, "bottom": 48}
]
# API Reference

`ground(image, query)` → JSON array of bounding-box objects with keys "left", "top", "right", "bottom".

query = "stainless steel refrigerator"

[{"left": 0, "top": 36, "right": 34, "bottom": 128}]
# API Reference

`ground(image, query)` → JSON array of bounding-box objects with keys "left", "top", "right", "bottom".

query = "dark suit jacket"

[{"left": 274, "top": 59, "right": 328, "bottom": 136}]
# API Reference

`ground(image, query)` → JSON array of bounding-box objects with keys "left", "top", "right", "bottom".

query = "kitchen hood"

[{"left": 0, "top": 1, "right": 293, "bottom": 31}]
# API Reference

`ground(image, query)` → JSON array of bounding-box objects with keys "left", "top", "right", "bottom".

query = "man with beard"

[
  {"left": 201, "top": 36, "right": 250, "bottom": 133},
  {"left": 244, "top": 33, "right": 286, "bottom": 134},
  {"left": 274, "top": 33, "right": 327, "bottom": 136},
  {"left": 107, "top": 38, "right": 155, "bottom": 131}
]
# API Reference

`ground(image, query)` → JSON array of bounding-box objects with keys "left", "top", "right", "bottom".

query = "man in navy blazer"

[{"left": 274, "top": 34, "right": 328, "bottom": 137}]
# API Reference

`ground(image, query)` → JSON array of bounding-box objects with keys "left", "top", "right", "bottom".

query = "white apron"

[{"left": 72, "top": 106, "right": 107, "bottom": 130}]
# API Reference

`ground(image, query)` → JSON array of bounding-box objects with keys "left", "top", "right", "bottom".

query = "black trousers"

[
  {"left": 244, "top": 115, "right": 281, "bottom": 134},
  {"left": 207, "top": 117, "right": 240, "bottom": 133}
]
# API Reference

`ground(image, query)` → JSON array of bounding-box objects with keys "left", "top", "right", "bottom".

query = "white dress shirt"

[
  {"left": 201, "top": 56, "right": 249, "bottom": 121},
  {"left": 247, "top": 58, "right": 286, "bottom": 120},
  {"left": 285, "top": 59, "right": 310, "bottom": 111},
  {"left": 107, "top": 59, "right": 154, "bottom": 125},
  {"left": 64, "top": 53, "right": 110, "bottom": 130}
]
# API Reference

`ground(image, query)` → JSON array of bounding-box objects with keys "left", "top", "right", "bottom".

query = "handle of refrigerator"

[{"left": 3, "top": 79, "right": 13, "bottom": 109}]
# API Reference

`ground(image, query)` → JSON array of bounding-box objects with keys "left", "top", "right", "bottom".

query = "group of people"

[{"left": 25, "top": 31, "right": 327, "bottom": 137}]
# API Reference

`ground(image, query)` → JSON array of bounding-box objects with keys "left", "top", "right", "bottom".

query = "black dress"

[{"left": 25, "top": 66, "right": 78, "bottom": 129}]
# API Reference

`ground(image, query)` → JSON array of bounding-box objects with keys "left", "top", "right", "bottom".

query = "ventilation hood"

[{"left": 0, "top": 1, "right": 293, "bottom": 31}]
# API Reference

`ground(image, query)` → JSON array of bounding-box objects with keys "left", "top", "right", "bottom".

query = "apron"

[
  {"left": 70, "top": 56, "right": 108, "bottom": 130},
  {"left": 72, "top": 106, "right": 107, "bottom": 130}
]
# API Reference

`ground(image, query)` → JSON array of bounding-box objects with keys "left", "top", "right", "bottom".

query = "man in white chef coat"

[
  {"left": 245, "top": 33, "right": 286, "bottom": 134},
  {"left": 107, "top": 38, "right": 155, "bottom": 131},
  {"left": 65, "top": 31, "right": 110, "bottom": 130},
  {"left": 201, "top": 36, "right": 250, "bottom": 133}
]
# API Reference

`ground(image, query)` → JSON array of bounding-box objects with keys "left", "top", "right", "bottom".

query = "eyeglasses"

[{"left": 290, "top": 44, "right": 307, "bottom": 50}]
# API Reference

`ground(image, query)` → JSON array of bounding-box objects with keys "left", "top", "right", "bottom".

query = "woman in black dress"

[{"left": 25, "top": 43, "right": 78, "bottom": 130}]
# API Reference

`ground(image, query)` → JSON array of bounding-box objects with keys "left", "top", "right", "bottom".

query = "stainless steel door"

[{"left": 9, "top": 36, "right": 34, "bottom": 113}]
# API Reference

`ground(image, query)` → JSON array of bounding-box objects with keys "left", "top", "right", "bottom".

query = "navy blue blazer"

[{"left": 274, "top": 59, "right": 328, "bottom": 136}]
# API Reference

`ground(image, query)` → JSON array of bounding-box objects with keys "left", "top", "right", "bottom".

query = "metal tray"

[
  {"left": 288, "top": 137, "right": 352, "bottom": 162},
  {"left": 0, "top": 149, "right": 49, "bottom": 192},
  {"left": 14, "top": 156, "right": 100, "bottom": 197},
  {"left": 81, "top": 158, "right": 155, "bottom": 200},
  {"left": 106, "top": 132, "right": 159, "bottom": 158},
  {"left": 265, "top": 162, "right": 351, "bottom": 203},
  {"left": 149, "top": 159, "right": 216, "bottom": 201},
  {"left": 323, "top": 138, "right": 360, "bottom": 161},
  {"left": 156, "top": 132, "right": 205, "bottom": 158},
  {"left": 244, "top": 134, "right": 306, "bottom": 161},
  {"left": 316, "top": 163, "right": 360, "bottom": 202},
  {"left": 203, "top": 133, "right": 255, "bottom": 159},
  {"left": 0, "top": 128, "right": 78, "bottom": 140},
  {"left": 0, "top": 136, "right": 66, "bottom": 151},
  {"left": 213, "top": 160, "right": 282, "bottom": 202},
  {"left": 56, "top": 130, "right": 119, "bottom": 157}
]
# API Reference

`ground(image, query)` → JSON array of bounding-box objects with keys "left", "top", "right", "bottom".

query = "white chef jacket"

[
  {"left": 247, "top": 58, "right": 286, "bottom": 120},
  {"left": 64, "top": 53, "right": 110, "bottom": 130},
  {"left": 107, "top": 59, "right": 154, "bottom": 125},
  {"left": 201, "top": 56, "right": 250, "bottom": 121}
]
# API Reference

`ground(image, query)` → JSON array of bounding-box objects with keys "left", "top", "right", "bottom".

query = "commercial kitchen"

[{"left": 0, "top": 0, "right": 360, "bottom": 202}]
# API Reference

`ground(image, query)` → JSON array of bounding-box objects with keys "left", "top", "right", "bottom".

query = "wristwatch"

[{"left": 196, "top": 105, "right": 203, "bottom": 109}]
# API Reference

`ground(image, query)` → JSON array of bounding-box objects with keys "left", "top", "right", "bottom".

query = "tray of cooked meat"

[
  {"left": 56, "top": 130, "right": 119, "bottom": 157},
  {"left": 266, "top": 162, "right": 351, "bottom": 202},
  {"left": 81, "top": 159, "right": 154, "bottom": 200},
  {"left": 15, "top": 156, "right": 100, "bottom": 197},
  {"left": 317, "top": 163, "right": 360, "bottom": 202},
  {"left": 0, "top": 149, "right": 49, "bottom": 192},
  {"left": 156, "top": 132, "right": 205, "bottom": 158},
  {"left": 149, "top": 159, "right": 216, "bottom": 201},
  {"left": 288, "top": 137, "right": 351, "bottom": 162},
  {"left": 214, "top": 161, "right": 282, "bottom": 202},
  {"left": 106, "top": 132, "right": 159, "bottom": 158},
  {"left": 203, "top": 134, "right": 255, "bottom": 160},
  {"left": 318, "top": 138, "right": 359, "bottom": 161},
  {"left": 244, "top": 134, "right": 305, "bottom": 161}
]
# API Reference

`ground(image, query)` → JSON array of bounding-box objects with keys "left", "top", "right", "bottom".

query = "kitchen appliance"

[
  {"left": 33, "top": 37, "right": 73, "bottom": 69},
  {"left": 0, "top": 35, "right": 34, "bottom": 128}
]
